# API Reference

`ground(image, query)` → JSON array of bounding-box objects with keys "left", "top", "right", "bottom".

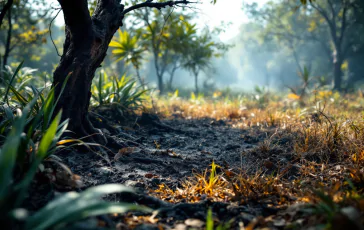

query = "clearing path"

[{"left": 54, "top": 113, "right": 308, "bottom": 229}]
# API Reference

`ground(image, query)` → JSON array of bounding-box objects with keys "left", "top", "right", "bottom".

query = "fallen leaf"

[
  {"left": 145, "top": 173, "right": 158, "bottom": 179},
  {"left": 115, "top": 147, "right": 137, "bottom": 160}
]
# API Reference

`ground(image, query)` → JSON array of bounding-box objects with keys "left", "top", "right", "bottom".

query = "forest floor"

[{"left": 29, "top": 96, "right": 364, "bottom": 230}]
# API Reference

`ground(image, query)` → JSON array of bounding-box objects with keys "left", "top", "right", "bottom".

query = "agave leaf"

[
  {"left": 3, "top": 61, "right": 24, "bottom": 106},
  {"left": 14, "top": 112, "right": 67, "bottom": 206},
  {"left": 2, "top": 104, "right": 14, "bottom": 120},
  {"left": 29, "top": 202, "right": 149, "bottom": 230},
  {"left": 0, "top": 123, "right": 24, "bottom": 199},
  {"left": 42, "top": 89, "right": 55, "bottom": 132},
  {"left": 18, "top": 112, "right": 63, "bottom": 190},
  {"left": 26, "top": 184, "right": 145, "bottom": 230},
  {"left": 54, "top": 119, "right": 69, "bottom": 141},
  {"left": 8, "top": 84, "right": 29, "bottom": 107},
  {"left": 38, "top": 112, "right": 62, "bottom": 159},
  {"left": 0, "top": 96, "right": 38, "bottom": 200},
  {"left": 17, "top": 78, "right": 33, "bottom": 91},
  {"left": 0, "top": 119, "right": 12, "bottom": 135},
  {"left": 81, "top": 184, "right": 134, "bottom": 199}
]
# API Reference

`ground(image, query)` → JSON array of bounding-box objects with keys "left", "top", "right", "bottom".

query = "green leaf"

[
  {"left": 38, "top": 112, "right": 62, "bottom": 159},
  {"left": 0, "top": 96, "right": 38, "bottom": 200},
  {"left": 206, "top": 208, "right": 214, "bottom": 230},
  {"left": 42, "top": 89, "right": 55, "bottom": 132},
  {"left": 13, "top": 111, "right": 67, "bottom": 206},
  {"left": 3, "top": 61, "right": 24, "bottom": 106},
  {"left": 26, "top": 184, "right": 150, "bottom": 230},
  {"left": 7, "top": 84, "right": 29, "bottom": 107}
]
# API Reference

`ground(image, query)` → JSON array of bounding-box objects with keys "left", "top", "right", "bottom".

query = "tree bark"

[
  {"left": 333, "top": 57, "right": 343, "bottom": 91},
  {"left": 168, "top": 64, "right": 179, "bottom": 91},
  {"left": 332, "top": 43, "right": 344, "bottom": 91},
  {"left": 0, "top": 0, "right": 13, "bottom": 28},
  {"left": 157, "top": 73, "right": 164, "bottom": 95},
  {"left": 311, "top": 1, "right": 350, "bottom": 91},
  {"left": 194, "top": 71, "right": 199, "bottom": 95},
  {"left": 53, "top": 0, "right": 123, "bottom": 143},
  {"left": 3, "top": 7, "right": 12, "bottom": 69}
]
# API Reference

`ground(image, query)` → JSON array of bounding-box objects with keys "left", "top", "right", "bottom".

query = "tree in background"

[
  {"left": 246, "top": 0, "right": 364, "bottom": 91},
  {"left": 51, "top": 0, "right": 196, "bottom": 143},
  {"left": 0, "top": 0, "right": 13, "bottom": 71},
  {"left": 131, "top": 9, "right": 196, "bottom": 94},
  {"left": 308, "top": 0, "right": 364, "bottom": 90},
  {"left": 184, "top": 30, "right": 228, "bottom": 94},
  {"left": 109, "top": 29, "right": 146, "bottom": 88},
  {"left": 345, "top": 0, "right": 364, "bottom": 89},
  {"left": 0, "top": 0, "right": 13, "bottom": 27},
  {"left": 111, "top": 10, "right": 196, "bottom": 93},
  {"left": 164, "top": 15, "right": 197, "bottom": 91},
  {"left": 110, "top": 3, "right": 231, "bottom": 95},
  {"left": 0, "top": 0, "right": 50, "bottom": 71}
]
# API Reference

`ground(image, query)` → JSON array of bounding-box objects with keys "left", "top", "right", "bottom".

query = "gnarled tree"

[{"left": 53, "top": 0, "right": 191, "bottom": 143}]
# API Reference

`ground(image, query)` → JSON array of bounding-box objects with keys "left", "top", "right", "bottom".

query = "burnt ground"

[{"left": 31, "top": 110, "right": 309, "bottom": 230}]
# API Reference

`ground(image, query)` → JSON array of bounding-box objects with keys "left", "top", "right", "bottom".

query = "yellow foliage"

[
  {"left": 18, "top": 29, "right": 48, "bottom": 43},
  {"left": 341, "top": 60, "right": 349, "bottom": 71},
  {"left": 308, "top": 20, "right": 317, "bottom": 32},
  {"left": 213, "top": 91, "right": 222, "bottom": 98},
  {"left": 288, "top": 93, "right": 300, "bottom": 100},
  {"left": 30, "top": 55, "right": 41, "bottom": 61},
  {"left": 316, "top": 90, "right": 333, "bottom": 100}
]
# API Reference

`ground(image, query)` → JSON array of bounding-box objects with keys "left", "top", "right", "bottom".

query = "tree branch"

[
  {"left": 327, "top": 0, "right": 336, "bottom": 21},
  {"left": 338, "top": 2, "right": 348, "bottom": 46},
  {"left": 122, "top": 0, "right": 193, "bottom": 17},
  {"left": 0, "top": 0, "right": 13, "bottom": 28},
  {"left": 311, "top": 2, "right": 338, "bottom": 47}
]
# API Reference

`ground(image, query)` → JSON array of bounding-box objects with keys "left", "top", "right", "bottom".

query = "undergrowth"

[
  {"left": 151, "top": 89, "right": 364, "bottom": 229},
  {"left": 0, "top": 64, "right": 149, "bottom": 229},
  {"left": 2, "top": 63, "right": 364, "bottom": 229}
]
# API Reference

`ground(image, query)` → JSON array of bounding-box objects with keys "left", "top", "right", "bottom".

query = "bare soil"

[{"left": 29, "top": 110, "right": 312, "bottom": 230}]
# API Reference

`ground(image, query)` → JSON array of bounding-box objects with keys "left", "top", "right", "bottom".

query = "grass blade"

[{"left": 3, "top": 61, "right": 24, "bottom": 106}]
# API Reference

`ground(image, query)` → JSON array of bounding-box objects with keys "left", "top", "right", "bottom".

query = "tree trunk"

[
  {"left": 194, "top": 71, "right": 199, "bottom": 95},
  {"left": 168, "top": 74, "right": 174, "bottom": 91},
  {"left": 53, "top": 0, "right": 123, "bottom": 142},
  {"left": 153, "top": 51, "right": 165, "bottom": 94},
  {"left": 157, "top": 74, "right": 164, "bottom": 94},
  {"left": 333, "top": 49, "right": 343, "bottom": 91},
  {"left": 0, "top": 0, "right": 13, "bottom": 28},
  {"left": 168, "top": 65, "right": 178, "bottom": 91},
  {"left": 3, "top": 7, "right": 11, "bottom": 69},
  {"left": 135, "top": 67, "right": 145, "bottom": 90},
  {"left": 333, "top": 61, "right": 343, "bottom": 91},
  {"left": 347, "top": 55, "right": 364, "bottom": 91}
]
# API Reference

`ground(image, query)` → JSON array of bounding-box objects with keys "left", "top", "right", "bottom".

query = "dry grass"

[{"left": 149, "top": 90, "right": 364, "bottom": 228}]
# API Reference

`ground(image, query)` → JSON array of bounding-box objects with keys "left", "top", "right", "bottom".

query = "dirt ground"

[{"left": 28, "top": 110, "right": 325, "bottom": 230}]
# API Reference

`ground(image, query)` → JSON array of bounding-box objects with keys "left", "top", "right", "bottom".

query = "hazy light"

[{"left": 51, "top": 0, "right": 269, "bottom": 42}]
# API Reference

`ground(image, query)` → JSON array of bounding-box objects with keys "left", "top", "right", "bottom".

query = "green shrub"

[
  {"left": 0, "top": 64, "right": 149, "bottom": 229},
  {"left": 91, "top": 70, "right": 148, "bottom": 113}
]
